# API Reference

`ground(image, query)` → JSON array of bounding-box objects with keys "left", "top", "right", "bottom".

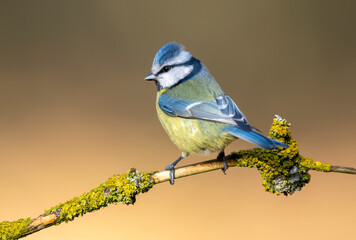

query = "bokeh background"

[{"left": 1, "top": 1, "right": 356, "bottom": 239}]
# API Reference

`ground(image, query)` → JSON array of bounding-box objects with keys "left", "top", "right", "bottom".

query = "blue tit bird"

[{"left": 145, "top": 42, "right": 288, "bottom": 184}]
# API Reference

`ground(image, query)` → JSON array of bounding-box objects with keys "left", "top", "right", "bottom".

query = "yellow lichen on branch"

[
  {"left": 1, "top": 116, "right": 355, "bottom": 240},
  {"left": 228, "top": 115, "right": 332, "bottom": 195},
  {"left": 0, "top": 169, "right": 155, "bottom": 240}
]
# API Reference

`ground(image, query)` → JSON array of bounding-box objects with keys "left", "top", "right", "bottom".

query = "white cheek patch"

[{"left": 158, "top": 65, "right": 194, "bottom": 88}]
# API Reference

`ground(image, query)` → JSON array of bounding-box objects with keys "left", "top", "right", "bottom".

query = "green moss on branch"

[
  {"left": 228, "top": 115, "right": 331, "bottom": 195},
  {"left": 2, "top": 116, "right": 353, "bottom": 240},
  {"left": 45, "top": 168, "right": 155, "bottom": 223},
  {"left": 0, "top": 218, "right": 32, "bottom": 240},
  {"left": 0, "top": 168, "right": 154, "bottom": 240}
]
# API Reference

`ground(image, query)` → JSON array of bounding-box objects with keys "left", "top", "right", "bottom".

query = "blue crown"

[{"left": 153, "top": 42, "right": 184, "bottom": 66}]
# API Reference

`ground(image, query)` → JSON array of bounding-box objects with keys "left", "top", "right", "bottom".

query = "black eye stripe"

[
  {"left": 158, "top": 65, "right": 172, "bottom": 75},
  {"left": 157, "top": 57, "right": 197, "bottom": 76}
]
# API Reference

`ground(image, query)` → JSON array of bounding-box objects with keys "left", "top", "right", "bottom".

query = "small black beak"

[{"left": 144, "top": 72, "right": 156, "bottom": 81}]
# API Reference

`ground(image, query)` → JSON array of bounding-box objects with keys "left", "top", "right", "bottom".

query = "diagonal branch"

[
  {"left": 1, "top": 116, "right": 355, "bottom": 240},
  {"left": 329, "top": 166, "right": 356, "bottom": 175},
  {"left": 151, "top": 158, "right": 356, "bottom": 184}
]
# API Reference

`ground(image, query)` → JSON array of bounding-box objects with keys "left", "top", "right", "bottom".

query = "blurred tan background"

[{"left": 1, "top": 1, "right": 356, "bottom": 239}]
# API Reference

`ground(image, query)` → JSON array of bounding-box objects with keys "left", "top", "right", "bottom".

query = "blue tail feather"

[{"left": 224, "top": 126, "right": 289, "bottom": 150}]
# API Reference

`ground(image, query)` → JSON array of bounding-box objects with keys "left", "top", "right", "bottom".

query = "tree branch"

[
  {"left": 1, "top": 116, "right": 355, "bottom": 240},
  {"left": 151, "top": 158, "right": 356, "bottom": 184},
  {"left": 329, "top": 166, "right": 356, "bottom": 175}
]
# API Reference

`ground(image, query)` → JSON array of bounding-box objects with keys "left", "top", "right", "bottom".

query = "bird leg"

[
  {"left": 165, "top": 156, "right": 184, "bottom": 185},
  {"left": 217, "top": 150, "right": 228, "bottom": 174}
]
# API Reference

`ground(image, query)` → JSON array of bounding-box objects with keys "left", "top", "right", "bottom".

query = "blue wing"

[
  {"left": 158, "top": 93, "right": 252, "bottom": 131},
  {"left": 158, "top": 93, "right": 289, "bottom": 149},
  {"left": 223, "top": 126, "right": 289, "bottom": 149}
]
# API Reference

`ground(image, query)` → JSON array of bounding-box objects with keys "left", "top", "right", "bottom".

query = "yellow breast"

[{"left": 156, "top": 89, "right": 236, "bottom": 155}]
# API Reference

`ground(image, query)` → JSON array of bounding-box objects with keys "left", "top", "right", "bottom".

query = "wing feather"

[{"left": 158, "top": 93, "right": 252, "bottom": 131}]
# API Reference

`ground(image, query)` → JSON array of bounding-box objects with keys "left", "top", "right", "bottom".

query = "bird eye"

[{"left": 161, "top": 66, "right": 171, "bottom": 73}]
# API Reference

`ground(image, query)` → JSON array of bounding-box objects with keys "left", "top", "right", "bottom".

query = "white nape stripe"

[{"left": 165, "top": 51, "right": 192, "bottom": 66}]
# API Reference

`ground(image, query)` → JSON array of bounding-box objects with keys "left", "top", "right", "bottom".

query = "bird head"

[{"left": 145, "top": 42, "right": 201, "bottom": 90}]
